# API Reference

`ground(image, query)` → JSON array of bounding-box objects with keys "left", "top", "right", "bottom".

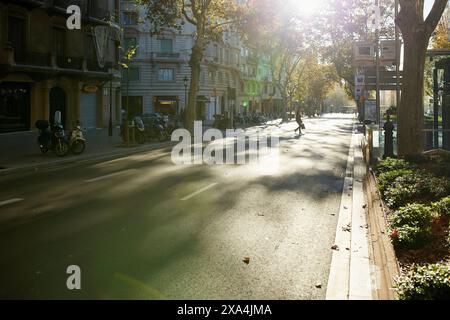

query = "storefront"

[
  {"left": 153, "top": 96, "right": 178, "bottom": 115},
  {"left": 0, "top": 82, "right": 31, "bottom": 133},
  {"left": 122, "top": 96, "right": 143, "bottom": 119}
]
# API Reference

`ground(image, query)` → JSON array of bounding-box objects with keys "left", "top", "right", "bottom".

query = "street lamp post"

[
  {"left": 213, "top": 87, "right": 218, "bottom": 116},
  {"left": 109, "top": 72, "right": 113, "bottom": 137},
  {"left": 184, "top": 76, "right": 188, "bottom": 122},
  {"left": 184, "top": 76, "right": 188, "bottom": 109}
]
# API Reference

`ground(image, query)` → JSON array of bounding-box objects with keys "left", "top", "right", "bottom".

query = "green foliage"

[
  {"left": 388, "top": 204, "right": 436, "bottom": 250},
  {"left": 377, "top": 169, "right": 414, "bottom": 195},
  {"left": 433, "top": 197, "right": 450, "bottom": 218},
  {"left": 375, "top": 158, "right": 414, "bottom": 174},
  {"left": 383, "top": 171, "right": 450, "bottom": 210},
  {"left": 395, "top": 263, "right": 450, "bottom": 300}
]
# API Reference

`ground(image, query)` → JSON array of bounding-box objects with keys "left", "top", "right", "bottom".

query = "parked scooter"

[
  {"left": 35, "top": 111, "right": 69, "bottom": 157},
  {"left": 69, "top": 122, "right": 86, "bottom": 155}
]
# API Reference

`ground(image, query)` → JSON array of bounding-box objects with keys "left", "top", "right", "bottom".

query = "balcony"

[
  {"left": 52, "top": 0, "right": 85, "bottom": 10},
  {"left": 50, "top": 1, "right": 113, "bottom": 23},
  {"left": 88, "top": 4, "right": 111, "bottom": 21},
  {"left": 1, "top": 0, "right": 45, "bottom": 9},
  {"left": 246, "top": 55, "right": 259, "bottom": 65},
  {"left": 56, "top": 55, "right": 83, "bottom": 70},
  {"left": 86, "top": 60, "right": 112, "bottom": 73},
  {"left": 151, "top": 52, "right": 181, "bottom": 60}
]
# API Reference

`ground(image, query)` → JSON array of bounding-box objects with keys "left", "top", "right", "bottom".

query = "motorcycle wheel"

[
  {"left": 40, "top": 145, "right": 49, "bottom": 154},
  {"left": 55, "top": 140, "right": 69, "bottom": 157},
  {"left": 71, "top": 140, "right": 86, "bottom": 155}
]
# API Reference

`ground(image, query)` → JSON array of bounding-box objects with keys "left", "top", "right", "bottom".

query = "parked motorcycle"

[
  {"left": 35, "top": 119, "right": 69, "bottom": 157},
  {"left": 69, "top": 124, "right": 86, "bottom": 155},
  {"left": 140, "top": 114, "right": 170, "bottom": 142}
]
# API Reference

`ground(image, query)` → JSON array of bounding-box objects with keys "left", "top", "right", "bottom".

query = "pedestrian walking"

[{"left": 294, "top": 109, "right": 304, "bottom": 135}]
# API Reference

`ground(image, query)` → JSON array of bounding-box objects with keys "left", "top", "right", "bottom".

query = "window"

[
  {"left": 53, "top": 28, "right": 66, "bottom": 57},
  {"left": 123, "top": 37, "right": 137, "bottom": 52},
  {"left": 160, "top": 39, "right": 173, "bottom": 53},
  {"left": 218, "top": 72, "right": 223, "bottom": 84},
  {"left": 225, "top": 49, "right": 229, "bottom": 64},
  {"left": 122, "top": 67, "right": 139, "bottom": 81},
  {"left": 213, "top": 45, "right": 218, "bottom": 62},
  {"left": 123, "top": 11, "right": 139, "bottom": 25},
  {"left": 158, "top": 68, "right": 174, "bottom": 81},
  {"left": 209, "top": 71, "right": 215, "bottom": 83},
  {"left": 8, "top": 16, "right": 26, "bottom": 63}
]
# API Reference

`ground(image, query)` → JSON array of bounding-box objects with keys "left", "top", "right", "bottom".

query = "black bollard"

[{"left": 383, "top": 113, "right": 395, "bottom": 159}]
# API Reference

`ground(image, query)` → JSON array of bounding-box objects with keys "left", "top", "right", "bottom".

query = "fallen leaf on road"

[
  {"left": 331, "top": 245, "right": 339, "bottom": 251},
  {"left": 342, "top": 223, "right": 351, "bottom": 232},
  {"left": 243, "top": 257, "right": 250, "bottom": 264},
  {"left": 362, "top": 204, "right": 367, "bottom": 209},
  {"left": 315, "top": 283, "right": 322, "bottom": 289}
]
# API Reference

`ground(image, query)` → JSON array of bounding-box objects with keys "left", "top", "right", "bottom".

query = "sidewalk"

[{"left": 0, "top": 128, "right": 172, "bottom": 175}]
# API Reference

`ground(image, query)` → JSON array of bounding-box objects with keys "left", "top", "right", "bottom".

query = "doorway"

[{"left": 50, "top": 87, "right": 66, "bottom": 127}]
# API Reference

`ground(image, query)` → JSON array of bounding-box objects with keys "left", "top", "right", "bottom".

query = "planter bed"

[{"left": 372, "top": 153, "right": 450, "bottom": 300}]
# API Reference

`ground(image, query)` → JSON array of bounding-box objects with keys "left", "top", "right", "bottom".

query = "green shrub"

[
  {"left": 376, "top": 158, "right": 413, "bottom": 174},
  {"left": 377, "top": 169, "right": 414, "bottom": 195},
  {"left": 383, "top": 171, "right": 450, "bottom": 210},
  {"left": 432, "top": 197, "right": 450, "bottom": 217},
  {"left": 388, "top": 204, "right": 436, "bottom": 249},
  {"left": 395, "top": 263, "right": 450, "bottom": 300}
]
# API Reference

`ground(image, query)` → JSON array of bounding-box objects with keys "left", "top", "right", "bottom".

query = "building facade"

[
  {"left": 0, "top": 0, "right": 121, "bottom": 133},
  {"left": 121, "top": 1, "right": 243, "bottom": 123}
]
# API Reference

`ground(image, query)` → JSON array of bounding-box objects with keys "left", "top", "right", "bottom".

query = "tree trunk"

[
  {"left": 186, "top": 43, "right": 203, "bottom": 134},
  {"left": 397, "top": 36, "right": 427, "bottom": 156},
  {"left": 396, "top": 0, "right": 448, "bottom": 157}
]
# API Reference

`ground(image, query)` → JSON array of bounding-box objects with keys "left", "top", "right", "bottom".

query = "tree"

[
  {"left": 242, "top": 0, "right": 314, "bottom": 121},
  {"left": 396, "top": 0, "right": 448, "bottom": 156},
  {"left": 321, "top": 0, "right": 395, "bottom": 116},
  {"left": 137, "top": 0, "right": 242, "bottom": 134},
  {"left": 431, "top": 5, "right": 450, "bottom": 49}
]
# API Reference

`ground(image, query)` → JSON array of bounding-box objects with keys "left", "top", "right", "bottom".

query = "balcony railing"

[
  {"left": 56, "top": 55, "right": 83, "bottom": 70},
  {"left": 152, "top": 52, "right": 181, "bottom": 60},
  {"left": 86, "top": 60, "right": 112, "bottom": 73},
  {"left": 51, "top": 0, "right": 112, "bottom": 21},
  {"left": 52, "top": 0, "right": 85, "bottom": 10},
  {"left": 2, "top": 0, "right": 45, "bottom": 8}
]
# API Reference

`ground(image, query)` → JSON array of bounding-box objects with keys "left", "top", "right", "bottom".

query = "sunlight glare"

[{"left": 287, "top": 0, "right": 325, "bottom": 16}]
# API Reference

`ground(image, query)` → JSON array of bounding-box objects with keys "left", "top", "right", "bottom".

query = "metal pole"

[
  {"left": 375, "top": 0, "right": 381, "bottom": 125},
  {"left": 109, "top": 73, "right": 113, "bottom": 137},
  {"left": 395, "top": 0, "right": 400, "bottom": 113},
  {"left": 127, "top": 69, "right": 130, "bottom": 119}
]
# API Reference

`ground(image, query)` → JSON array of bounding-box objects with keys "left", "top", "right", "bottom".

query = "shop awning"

[{"left": 197, "top": 95, "right": 210, "bottom": 102}]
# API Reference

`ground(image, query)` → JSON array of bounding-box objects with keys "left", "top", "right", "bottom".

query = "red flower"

[{"left": 390, "top": 229, "right": 399, "bottom": 239}]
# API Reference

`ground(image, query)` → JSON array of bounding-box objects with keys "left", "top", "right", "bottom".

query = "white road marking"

[
  {"left": 0, "top": 198, "right": 24, "bottom": 207},
  {"left": 85, "top": 169, "right": 138, "bottom": 183},
  {"left": 180, "top": 183, "right": 218, "bottom": 201}
]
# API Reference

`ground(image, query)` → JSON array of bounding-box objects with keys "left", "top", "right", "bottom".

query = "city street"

[{"left": 0, "top": 115, "right": 355, "bottom": 300}]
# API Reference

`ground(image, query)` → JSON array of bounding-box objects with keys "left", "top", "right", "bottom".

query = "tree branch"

[
  {"left": 425, "top": 0, "right": 448, "bottom": 36},
  {"left": 182, "top": 1, "right": 197, "bottom": 26}
]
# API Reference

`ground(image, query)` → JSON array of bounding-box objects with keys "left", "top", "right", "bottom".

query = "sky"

[
  {"left": 425, "top": 0, "right": 433, "bottom": 17},
  {"left": 287, "top": 0, "right": 439, "bottom": 18}
]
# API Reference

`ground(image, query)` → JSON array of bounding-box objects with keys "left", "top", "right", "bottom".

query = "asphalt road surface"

[{"left": 0, "top": 115, "right": 354, "bottom": 299}]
